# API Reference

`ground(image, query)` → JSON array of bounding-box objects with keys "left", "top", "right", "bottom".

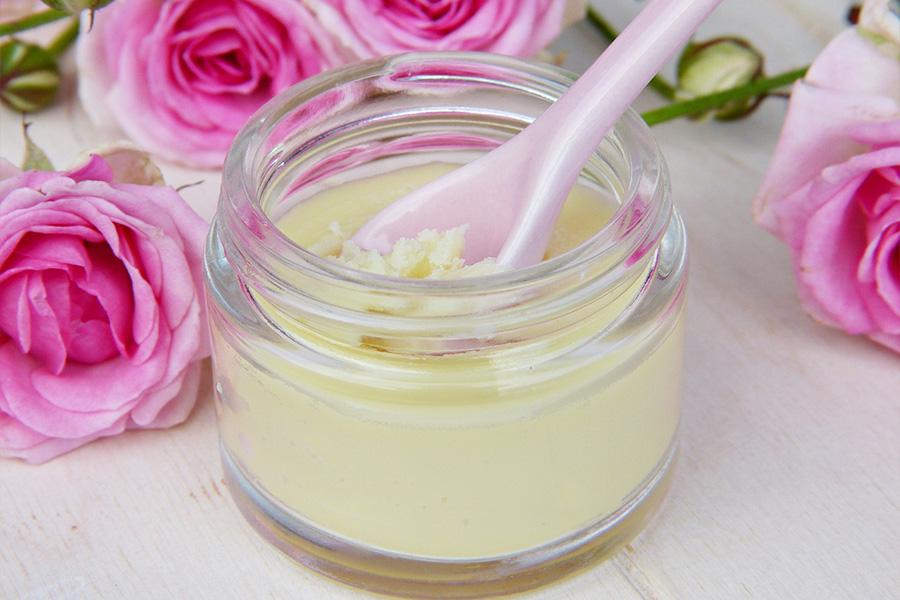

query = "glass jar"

[{"left": 205, "top": 53, "right": 687, "bottom": 598}]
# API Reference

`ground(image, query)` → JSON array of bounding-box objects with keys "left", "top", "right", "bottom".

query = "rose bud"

[
  {"left": 0, "top": 39, "right": 60, "bottom": 113},
  {"left": 40, "top": 0, "right": 111, "bottom": 13},
  {"left": 675, "top": 36, "right": 766, "bottom": 121}
]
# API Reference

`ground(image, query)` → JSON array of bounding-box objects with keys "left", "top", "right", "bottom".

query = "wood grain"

[{"left": 1, "top": 1, "right": 897, "bottom": 598}]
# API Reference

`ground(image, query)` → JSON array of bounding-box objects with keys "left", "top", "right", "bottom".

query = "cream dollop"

[{"left": 313, "top": 223, "right": 501, "bottom": 279}]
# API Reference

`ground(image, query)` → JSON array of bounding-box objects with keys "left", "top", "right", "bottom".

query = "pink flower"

[
  {"left": 306, "top": 0, "right": 585, "bottom": 58},
  {"left": 754, "top": 2, "right": 900, "bottom": 353},
  {"left": 76, "top": 0, "right": 349, "bottom": 169},
  {"left": 0, "top": 153, "right": 209, "bottom": 463}
]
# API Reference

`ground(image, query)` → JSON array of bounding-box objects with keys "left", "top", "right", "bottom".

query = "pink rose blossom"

[
  {"left": 76, "top": 0, "right": 349, "bottom": 169},
  {"left": 754, "top": 3, "right": 900, "bottom": 353},
  {"left": 0, "top": 154, "right": 209, "bottom": 463},
  {"left": 305, "top": 0, "right": 586, "bottom": 58}
]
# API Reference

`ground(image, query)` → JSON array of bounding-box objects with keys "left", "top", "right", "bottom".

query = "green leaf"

[{"left": 21, "top": 120, "right": 54, "bottom": 171}]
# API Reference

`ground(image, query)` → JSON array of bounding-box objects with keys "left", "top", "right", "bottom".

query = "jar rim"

[{"left": 220, "top": 52, "right": 670, "bottom": 298}]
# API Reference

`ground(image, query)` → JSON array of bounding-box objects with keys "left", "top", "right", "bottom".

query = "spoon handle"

[
  {"left": 498, "top": 0, "right": 723, "bottom": 266},
  {"left": 540, "top": 0, "right": 722, "bottom": 167}
]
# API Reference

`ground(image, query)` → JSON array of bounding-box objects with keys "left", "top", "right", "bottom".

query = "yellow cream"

[
  {"left": 215, "top": 324, "right": 682, "bottom": 558},
  {"left": 213, "top": 163, "right": 683, "bottom": 559},
  {"left": 279, "top": 161, "right": 615, "bottom": 265},
  {"left": 316, "top": 224, "right": 501, "bottom": 279}
]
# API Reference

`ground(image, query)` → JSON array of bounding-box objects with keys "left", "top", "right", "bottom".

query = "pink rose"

[
  {"left": 76, "top": 0, "right": 349, "bottom": 168},
  {"left": 754, "top": 2, "right": 900, "bottom": 353},
  {"left": 306, "top": 0, "right": 586, "bottom": 58},
  {"left": 0, "top": 153, "right": 209, "bottom": 463}
]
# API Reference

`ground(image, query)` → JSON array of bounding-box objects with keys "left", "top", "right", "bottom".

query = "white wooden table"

[{"left": 2, "top": 1, "right": 898, "bottom": 598}]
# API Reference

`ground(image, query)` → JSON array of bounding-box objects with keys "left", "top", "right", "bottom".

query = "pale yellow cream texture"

[
  {"left": 317, "top": 224, "right": 501, "bottom": 278},
  {"left": 216, "top": 163, "right": 683, "bottom": 559},
  {"left": 279, "top": 162, "right": 616, "bottom": 269}
]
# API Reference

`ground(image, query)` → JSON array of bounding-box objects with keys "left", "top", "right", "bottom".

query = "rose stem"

[
  {"left": 46, "top": 17, "right": 80, "bottom": 57},
  {"left": 585, "top": 5, "right": 678, "bottom": 100},
  {"left": 0, "top": 9, "right": 68, "bottom": 37},
  {"left": 640, "top": 66, "right": 809, "bottom": 125}
]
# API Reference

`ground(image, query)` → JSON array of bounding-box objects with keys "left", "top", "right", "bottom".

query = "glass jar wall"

[{"left": 205, "top": 53, "right": 687, "bottom": 598}]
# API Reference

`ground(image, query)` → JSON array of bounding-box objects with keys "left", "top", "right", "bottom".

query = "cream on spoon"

[{"left": 351, "top": 0, "right": 723, "bottom": 269}]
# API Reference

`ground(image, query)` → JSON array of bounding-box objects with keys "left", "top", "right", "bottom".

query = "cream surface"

[
  {"left": 214, "top": 163, "right": 683, "bottom": 558},
  {"left": 278, "top": 162, "right": 616, "bottom": 273}
]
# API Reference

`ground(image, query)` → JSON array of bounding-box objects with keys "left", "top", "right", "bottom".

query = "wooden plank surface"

[{"left": 1, "top": 1, "right": 898, "bottom": 598}]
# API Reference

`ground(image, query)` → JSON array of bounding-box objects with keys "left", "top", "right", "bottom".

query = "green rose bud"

[
  {"left": 676, "top": 37, "right": 766, "bottom": 121},
  {"left": 40, "top": 0, "right": 112, "bottom": 13},
  {"left": 0, "top": 40, "right": 60, "bottom": 113}
]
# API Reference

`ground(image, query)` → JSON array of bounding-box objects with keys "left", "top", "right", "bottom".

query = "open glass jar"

[{"left": 205, "top": 53, "right": 687, "bottom": 598}]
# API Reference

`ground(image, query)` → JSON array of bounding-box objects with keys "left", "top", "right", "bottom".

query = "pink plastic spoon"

[{"left": 351, "top": 0, "right": 723, "bottom": 269}]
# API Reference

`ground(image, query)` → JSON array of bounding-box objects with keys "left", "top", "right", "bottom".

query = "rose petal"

[
  {"left": 0, "top": 274, "right": 31, "bottom": 353},
  {"left": 308, "top": 0, "right": 573, "bottom": 57},
  {"left": 796, "top": 179, "right": 873, "bottom": 332},
  {"left": 74, "top": 243, "right": 140, "bottom": 358},
  {"left": 805, "top": 28, "right": 900, "bottom": 99},
  {"left": 14, "top": 232, "right": 91, "bottom": 268},
  {"left": 0, "top": 409, "right": 127, "bottom": 464},
  {"left": 129, "top": 361, "right": 202, "bottom": 428},
  {"left": 23, "top": 272, "right": 68, "bottom": 375},
  {"left": 0, "top": 344, "right": 137, "bottom": 438},
  {"left": 27, "top": 330, "right": 169, "bottom": 416},
  {"left": 68, "top": 319, "right": 119, "bottom": 364},
  {"left": 154, "top": 292, "right": 202, "bottom": 390},
  {"left": 0, "top": 215, "right": 103, "bottom": 267},
  {"left": 75, "top": 3, "right": 152, "bottom": 138},
  {"left": 67, "top": 154, "right": 114, "bottom": 184},
  {"left": 121, "top": 183, "right": 209, "bottom": 330},
  {"left": 769, "top": 150, "right": 899, "bottom": 255},
  {"left": 753, "top": 28, "right": 900, "bottom": 232},
  {"left": 870, "top": 223, "right": 900, "bottom": 317},
  {"left": 869, "top": 330, "right": 900, "bottom": 353}
]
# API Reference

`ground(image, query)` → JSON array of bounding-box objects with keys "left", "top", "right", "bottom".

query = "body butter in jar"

[{"left": 205, "top": 54, "right": 687, "bottom": 598}]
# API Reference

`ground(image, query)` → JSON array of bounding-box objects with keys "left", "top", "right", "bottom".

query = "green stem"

[
  {"left": 585, "top": 5, "right": 618, "bottom": 43},
  {"left": 640, "top": 66, "right": 808, "bottom": 126},
  {"left": 46, "top": 18, "right": 79, "bottom": 57},
  {"left": 0, "top": 9, "right": 68, "bottom": 37},
  {"left": 585, "top": 6, "right": 678, "bottom": 100}
]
